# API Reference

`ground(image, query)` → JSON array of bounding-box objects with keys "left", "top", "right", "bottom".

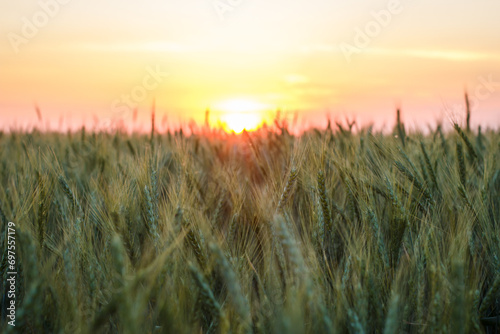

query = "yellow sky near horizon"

[{"left": 1, "top": 0, "right": 499, "bottom": 132}]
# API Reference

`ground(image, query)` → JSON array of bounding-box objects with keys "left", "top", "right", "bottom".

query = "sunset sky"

[{"left": 1, "top": 0, "right": 499, "bottom": 132}]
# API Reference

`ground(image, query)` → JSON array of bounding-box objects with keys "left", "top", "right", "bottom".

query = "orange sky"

[{"left": 1, "top": 0, "right": 499, "bottom": 132}]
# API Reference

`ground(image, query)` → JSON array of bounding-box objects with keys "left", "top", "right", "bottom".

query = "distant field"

[{"left": 0, "top": 120, "right": 499, "bottom": 333}]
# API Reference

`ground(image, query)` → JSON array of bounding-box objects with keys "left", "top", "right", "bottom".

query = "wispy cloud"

[
  {"left": 70, "top": 41, "right": 190, "bottom": 53},
  {"left": 284, "top": 74, "right": 309, "bottom": 85},
  {"left": 300, "top": 44, "right": 335, "bottom": 53},
  {"left": 368, "top": 48, "right": 497, "bottom": 61},
  {"left": 296, "top": 44, "right": 497, "bottom": 62}
]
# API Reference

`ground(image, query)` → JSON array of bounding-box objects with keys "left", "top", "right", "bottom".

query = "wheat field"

[{"left": 0, "top": 118, "right": 499, "bottom": 333}]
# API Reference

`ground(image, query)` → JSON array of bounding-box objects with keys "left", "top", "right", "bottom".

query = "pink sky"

[{"left": 1, "top": 0, "right": 499, "bottom": 132}]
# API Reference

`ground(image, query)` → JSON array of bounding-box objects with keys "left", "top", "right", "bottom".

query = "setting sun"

[
  {"left": 221, "top": 112, "right": 262, "bottom": 133},
  {"left": 213, "top": 98, "right": 269, "bottom": 133}
]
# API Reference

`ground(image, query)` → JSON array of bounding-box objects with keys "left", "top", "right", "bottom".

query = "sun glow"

[
  {"left": 214, "top": 98, "right": 269, "bottom": 133},
  {"left": 221, "top": 113, "right": 262, "bottom": 134}
]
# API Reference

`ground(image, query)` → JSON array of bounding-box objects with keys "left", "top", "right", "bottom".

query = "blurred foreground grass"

[{"left": 0, "top": 120, "right": 499, "bottom": 333}]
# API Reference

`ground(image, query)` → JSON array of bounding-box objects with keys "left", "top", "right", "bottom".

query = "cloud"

[
  {"left": 284, "top": 74, "right": 309, "bottom": 85},
  {"left": 300, "top": 44, "right": 335, "bottom": 53},
  {"left": 369, "top": 48, "right": 496, "bottom": 61},
  {"left": 70, "top": 41, "right": 190, "bottom": 53}
]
